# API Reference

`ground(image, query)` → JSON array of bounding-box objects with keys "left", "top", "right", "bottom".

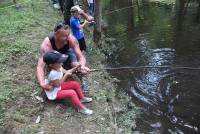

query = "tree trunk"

[
  {"left": 127, "top": 0, "right": 135, "bottom": 37},
  {"left": 196, "top": 0, "right": 200, "bottom": 22},
  {"left": 93, "top": 0, "right": 102, "bottom": 44},
  {"left": 81, "top": 0, "right": 89, "bottom": 11}
]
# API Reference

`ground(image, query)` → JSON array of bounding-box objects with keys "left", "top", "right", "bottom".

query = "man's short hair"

[{"left": 54, "top": 22, "right": 69, "bottom": 32}]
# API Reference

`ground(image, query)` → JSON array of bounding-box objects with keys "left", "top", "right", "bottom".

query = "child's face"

[
  {"left": 74, "top": 12, "right": 80, "bottom": 17},
  {"left": 50, "top": 62, "right": 63, "bottom": 70}
]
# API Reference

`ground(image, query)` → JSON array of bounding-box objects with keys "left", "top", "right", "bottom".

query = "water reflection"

[{"left": 103, "top": 0, "right": 200, "bottom": 133}]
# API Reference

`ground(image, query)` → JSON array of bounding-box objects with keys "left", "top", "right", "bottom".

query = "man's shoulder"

[
  {"left": 68, "top": 34, "right": 76, "bottom": 41},
  {"left": 40, "top": 37, "right": 53, "bottom": 56}
]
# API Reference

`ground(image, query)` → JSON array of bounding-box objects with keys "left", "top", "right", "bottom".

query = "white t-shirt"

[
  {"left": 45, "top": 69, "right": 63, "bottom": 100},
  {"left": 89, "top": 0, "right": 94, "bottom": 3}
]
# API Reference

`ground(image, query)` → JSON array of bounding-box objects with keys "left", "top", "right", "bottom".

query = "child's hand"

[
  {"left": 69, "top": 63, "right": 81, "bottom": 73},
  {"left": 84, "top": 20, "right": 89, "bottom": 24},
  {"left": 65, "top": 71, "right": 72, "bottom": 76}
]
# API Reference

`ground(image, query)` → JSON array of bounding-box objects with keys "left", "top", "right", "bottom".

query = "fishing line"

[{"left": 90, "top": 66, "right": 200, "bottom": 72}]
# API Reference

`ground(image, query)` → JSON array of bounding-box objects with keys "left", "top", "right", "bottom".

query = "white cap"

[{"left": 70, "top": 5, "right": 83, "bottom": 13}]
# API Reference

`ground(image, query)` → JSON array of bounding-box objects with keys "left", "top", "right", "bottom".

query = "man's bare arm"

[
  {"left": 36, "top": 37, "right": 53, "bottom": 90},
  {"left": 80, "top": 11, "right": 94, "bottom": 22},
  {"left": 74, "top": 5, "right": 94, "bottom": 22},
  {"left": 73, "top": 39, "right": 86, "bottom": 66},
  {"left": 70, "top": 37, "right": 90, "bottom": 73}
]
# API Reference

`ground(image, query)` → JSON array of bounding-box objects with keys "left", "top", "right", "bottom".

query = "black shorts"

[{"left": 78, "top": 37, "right": 87, "bottom": 51}]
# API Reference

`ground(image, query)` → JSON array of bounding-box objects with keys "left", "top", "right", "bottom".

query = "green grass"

[
  {"left": 0, "top": 0, "right": 62, "bottom": 62},
  {"left": 0, "top": 0, "right": 31, "bottom": 8},
  {"left": 0, "top": 0, "right": 62, "bottom": 129}
]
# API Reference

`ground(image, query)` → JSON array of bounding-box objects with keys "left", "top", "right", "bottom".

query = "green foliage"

[
  {"left": 20, "top": 124, "right": 41, "bottom": 134},
  {"left": 117, "top": 109, "right": 138, "bottom": 134}
]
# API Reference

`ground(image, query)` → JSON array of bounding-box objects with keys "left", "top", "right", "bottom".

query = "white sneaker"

[
  {"left": 53, "top": 3, "right": 60, "bottom": 9},
  {"left": 80, "top": 97, "right": 93, "bottom": 103},
  {"left": 79, "top": 108, "right": 93, "bottom": 115}
]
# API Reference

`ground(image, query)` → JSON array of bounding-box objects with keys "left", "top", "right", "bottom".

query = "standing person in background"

[
  {"left": 61, "top": 0, "right": 94, "bottom": 25},
  {"left": 70, "top": 6, "right": 90, "bottom": 51},
  {"left": 51, "top": 0, "right": 61, "bottom": 9},
  {"left": 88, "top": 0, "right": 94, "bottom": 16}
]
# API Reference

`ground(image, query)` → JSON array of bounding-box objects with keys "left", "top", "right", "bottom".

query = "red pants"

[{"left": 56, "top": 81, "right": 85, "bottom": 109}]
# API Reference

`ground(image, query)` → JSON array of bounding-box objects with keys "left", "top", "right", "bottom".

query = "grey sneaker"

[
  {"left": 80, "top": 97, "right": 92, "bottom": 103},
  {"left": 79, "top": 108, "right": 93, "bottom": 115}
]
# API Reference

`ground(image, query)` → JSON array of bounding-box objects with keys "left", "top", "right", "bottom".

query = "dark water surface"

[{"left": 102, "top": 0, "right": 200, "bottom": 133}]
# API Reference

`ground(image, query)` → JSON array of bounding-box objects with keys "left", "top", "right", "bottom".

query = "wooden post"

[{"left": 93, "top": 0, "right": 102, "bottom": 44}]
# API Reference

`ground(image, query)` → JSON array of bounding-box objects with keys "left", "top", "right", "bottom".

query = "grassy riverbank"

[{"left": 0, "top": 0, "right": 139, "bottom": 133}]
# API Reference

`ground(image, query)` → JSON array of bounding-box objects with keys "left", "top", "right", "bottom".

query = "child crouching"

[{"left": 43, "top": 51, "right": 93, "bottom": 115}]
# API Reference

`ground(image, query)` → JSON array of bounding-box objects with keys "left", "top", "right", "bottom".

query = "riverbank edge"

[{"left": 84, "top": 34, "right": 141, "bottom": 133}]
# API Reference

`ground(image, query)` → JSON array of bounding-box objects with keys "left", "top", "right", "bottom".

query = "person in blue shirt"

[{"left": 70, "top": 6, "right": 90, "bottom": 51}]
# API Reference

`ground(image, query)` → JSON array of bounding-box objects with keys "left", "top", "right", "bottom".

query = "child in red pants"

[{"left": 43, "top": 51, "right": 93, "bottom": 115}]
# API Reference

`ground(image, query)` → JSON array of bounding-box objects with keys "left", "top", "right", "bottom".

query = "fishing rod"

[
  {"left": 90, "top": 66, "right": 200, "bottom": 72},
  {"left": 0, "top": 1, "right": 135, "bottom": 16}
]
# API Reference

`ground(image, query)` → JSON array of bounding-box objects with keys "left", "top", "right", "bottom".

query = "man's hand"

[
  {"left": 86, "top": 16, "right": 94, "bottom": 22},
  {"left": 84, "top": 20, "right": 89, "bottom": 24},
  {"left": 80, "top": 66, "right": 91, "bottom": 75},
  {"left": 40, "top": 82, "right": 53, "bottom": 90}
]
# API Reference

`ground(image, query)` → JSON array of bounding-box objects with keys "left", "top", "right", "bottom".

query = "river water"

[{"left": 102, "top": 0, "right": 200, "bottom": 133}]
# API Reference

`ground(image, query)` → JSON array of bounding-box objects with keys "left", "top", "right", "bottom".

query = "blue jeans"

[
  {"left": 63, "top": 48, "right": 78, "bottom": 69},
  {"left": 89, "top": 3, "right": 94, "bottom": 16}
]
